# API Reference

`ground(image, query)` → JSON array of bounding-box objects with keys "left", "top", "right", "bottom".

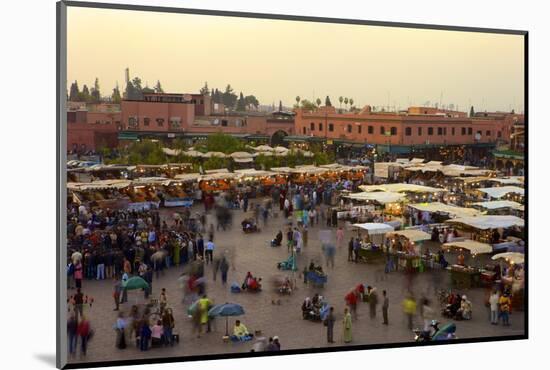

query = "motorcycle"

[{"left": 413, "top": 320, "right": 457, "bottom": 342}]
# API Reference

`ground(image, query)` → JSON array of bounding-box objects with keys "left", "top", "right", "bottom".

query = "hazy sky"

[{"left": 67, "top": 7, "right": 524, "bottom": 112}]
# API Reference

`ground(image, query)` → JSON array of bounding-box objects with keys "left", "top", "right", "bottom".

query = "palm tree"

[
  {"left": 349, "top": 98, "right": 354, "bottom": 110},
  {"left": 344, "top": 97, "right": 349, "bottom": 110},
  {"left": 339, "top": 96, "right": 343, "bottom": 109},
  {"left": 316, "top": 98, "right": 322, "bottom": 107},
  {"left": 295, "top": 96, "right": 301, "bottom": 108}
]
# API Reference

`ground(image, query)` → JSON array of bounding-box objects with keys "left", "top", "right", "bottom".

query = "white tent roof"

[
  {"left": 445, "top": 215, "right": 524, "bottom": 230},
  {"left": 162, "top": 148, "right": 181, "bottom": 156},
  {"left": 270, "top": 167, "right": 293, "bottom": 174},
  {"left": 229, "top": 151, "right": 254, "bottom": 159},
  {"left": 353, "top": 223, "right": 395, "bottom": 234},
  {"left": 387, "top": 229, "right": 432, "bottom": 242},
  {"left": 200, "top": 172, "right": 239, "bottom": 181},
  {"left": 443, "top": 240, "right": 493, "bottom": 255},
  {"left": 478, "top": 186, "right": 524, "bottom": 199},
  {"left": 67, "top": 179, "right": 132, "bottom": 191},
  {"left": 184, "top": 150, "right": 205, "bottom": 158},
  {"left": 273, "top": 146, "right": 289, "bottom": 153},
  {"left": 410, "top": 158, "right": 425, "bottom": 164},
  {"left": 203, "top": 151, "right": 228, "bottom": 158},
  {"left": 359, "top": 183, "right": 447, "bottom": 193},
  {"left": 492, "top": 252, "right": 525, "bottom": 264},
  {"left": 173, "top": 173, "right": 201, "bottom": 182},
  {"left": 346, "top": 191, "right": 406, "bottom": 204},
  {"left": 254, "top": 145, "right": 274, "bottom": 152},
  {"left": 487, "top": 177, "right": 524, "bottom": 185},
  {"left": 234, "top": 169, "right": 275, "bottom": 178},
  {"left": 291, "top": 165, "right": 328, "bottom": 174},
  {"left": 473, "top": 200, "right": 523, "bottom": 210},
  {"left": 204, "top": 168, "right": 229, "bottom": 174},
  {"left": 408, "top": 202, "right": 482, "bottom": 218}
]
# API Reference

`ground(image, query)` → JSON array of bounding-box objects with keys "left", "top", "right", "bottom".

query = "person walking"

[
  {"left": 77, "top": 315, "right": 91, "bottom": 357},
  {"left": 67, "top": 314, "right": 78, "bottom": 356},
  {"left": 96, "top": 252, "right": 105, "bottom": 280},
  {"left": 198, "top": 294, "right": 213, "bottom": 336},
  {"left": 114, "top": 312, "right": 127, "bottom": 350},
  {"left": 74, "top": 261, "right": 83, "bottom": 289},
  {"left": 326, "top": 307, "right": 335, "bottom": 343},
  {"left": 489, "top": 290, "right": 500, "bottom": 325},
  {"left": 367, "top": 286, "right": 378, "bottom": 319},
  {"left": 499, "top": 293, "right": 511, "bottom": 326},
  {"left": 382, "top": 290, "right": 389, "bottom": 325},
  {"left": 205, "top": 239, "right": 215, "bottom": 264},
  {"left": 74, "top": 288, "right": 84, "bottom": 321},
  {"left": 402, "top": 294, "right": 417, "bottom": 330},
  {"left": 162, "top": 308, "right": 175, "bottom": 346},
  {"left": 336, "top": 227, "right": 344, "bottom": 248},
  {"left": 286, "top": 226, "right": 294, "bottom": 253},
  {"left": 159, "top": 288, "right": 168, "bottom": 315},
  {"left": 113, "top": 276, "right": 122, "bottom": 311},
  {"left": 343, "top": 307, "right": 352, "bottom": 343},
  {"left": 220, "top": 255, "right": 229, "bottom": 285},
  {"left": 348, "top": 237, "right": 354, "bottom": 262}
]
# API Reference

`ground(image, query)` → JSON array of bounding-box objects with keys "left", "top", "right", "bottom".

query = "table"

[{"left": 448, "top": 265, "right": 481, "bottom": 289}]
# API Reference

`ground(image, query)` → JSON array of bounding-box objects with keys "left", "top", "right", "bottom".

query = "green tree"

[
  {"left": 244, "top": 95, "right": 259, "bottom": 109},
  {"left": 295, "top": 96, "right": 301, "bottom": 108},
  {"left": 202, "top": 156, "right": 229, "bottom": 171},
  {"left": 469, "top": 106, "right": 475, "bottom": 117},
  {"left": 222, "top": 84, "right": 237, "bottom": 109},
  {"left": 344, "top": 97, "right": 349, "bottom": 109},
  {"left": 349, "top": 98, "right": 354, "bottom": 108},
  {"left": 111, "top": 84, "right": 122, "bottom": 104},
  {"left": 79, "top": 84, "right": 91, "bottom": 102},
  {"left": 154, "top": 80, "right": 164, "bottom": 93},
  {"left": 200, "top": 82, "right": 209, "bottom": 95},
  {"left": 300, "top": 99, "right": 317, "bottom": 111},
  {"left": 316, "top": 98, "right": 322, "bottom": 107},
  {"left": 236, "top": 92, "right": 247, "bottom": 111},
  {"left": 205, "top": 132, "right": 245, "bottom": 153},
  {"left": 90, "top": 78, "right": 101, "bottom": 102},
  {"left": 279, "top": 100, "right": 283, "bottom": 111},
  {"left": 339, "top": 96, "right": 343, "bottom": 109},
  {"left": 325, "top": 96, "right": 332, "bottom": 107},
  {"left": 69, "top": 81, "right": 80, "bottom": 101}
]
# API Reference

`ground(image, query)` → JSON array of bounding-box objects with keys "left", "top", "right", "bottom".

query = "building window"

[
  {"left": 443, "top": 127, "right": 447, "bottom": 135},
  {"left": 418, "top": 127, "right": 422, "bottom": 136},
  {"left": 319, "top": 123, "right": 323, "bottom": 131},
  {"left": 95, "top": 120, "right": 100, "bottom": 124},
  {"left": 347, "top": 124, "right": 352, "bottom": 133},
  {"left": 368, "top": 126, "right": 374, "bottom": 134},
  {"left": 156, "top": 118, "right": 164, "bottom": 127},
  {"left": 437, "top": 127, "right": 443, "bottom": 135},
  {"left": 497, "top": 131, "right": 502, "bottom": 138},
  {"left": 128, "top": 117, "right": 138, "bottom": 128},
  {"left": 358, "top": 125, "right": 362, "bottom": 134},
  {"left": 221, "top": 120, "right": 228, "bottom": 127},
  {"left": 143, "top": 117, "right": 150, "bottom": 126},
  {"left": 405, "top": 127, "right": 412, "bottom": 136},
  {"left": 461, "top": 127, "right": 466, "bottom": 135},
  {"left": 452, "top": 127, "right": 455, "bottom": 136},
  {"left": 380, "top": 126, "right": 385, "bottom": 135},
  {"left": 329, "top": 123, "right": 334, "bottom": 132},
  {"left": 468, "top": 127, "right": 473, "bottom": 135},
  {"left": 428, "top": 127, "right": 434, "bottom": 136},
  {"left": 390, "top": 127, "right": 397, "bottom": 135},
  {"left": 486, "top": 130, "right": 491, "bottom": 136},
  {"left": 310, "top": 122, "right": 315, "bottom": 131},
  {"left": 303, "top": 127, "right": 307, "bottom": 135},
  {"left": 169, "top": 117, "right": 182, "bottom": 129}
]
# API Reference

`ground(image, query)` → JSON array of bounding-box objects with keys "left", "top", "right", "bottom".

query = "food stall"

[
  {"left": 472, "top": 200, "right": 523, "bottom": 215},
  {"left": 442, "top": 240, "right": 493, "bottom": 289},
  {"left": 491, "top": 252, "right": 525, "bottom": 310},
  {"left": 67, "top": 180, "right": 132, "bottom": 210},
  {"left": 476, "top": 186, "right": 525, "bottom": 203},
  {"left": 164, "top": 173, "right": 201, "bottom": 207},
  {"left": 385, "top": 229, "right": 432, "bottom": 273},
  {"left": 445, "top": 215, "right": 525, "bottom": 245},
  {"left": 352, "top": 223, "right": 395, "bottom": 263},
  {"left": 407, "top": 202, "right": 482, "bottom": 225},
  {"left": 199, "top": 170, "right": 238, "bottom": 193}
]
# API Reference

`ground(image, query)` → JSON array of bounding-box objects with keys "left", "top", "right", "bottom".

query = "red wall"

[{"left": 121, "top": 100, "right": 195, "bottom": 132}]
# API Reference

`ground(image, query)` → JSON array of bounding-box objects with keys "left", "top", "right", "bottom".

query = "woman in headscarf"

[{"left": 343, "top": 307, "right": 352, "bottom": 343}]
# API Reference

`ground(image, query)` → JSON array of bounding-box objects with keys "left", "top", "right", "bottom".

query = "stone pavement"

[{"left": 67, "top": 203, "right": 524, "bottom": 364}]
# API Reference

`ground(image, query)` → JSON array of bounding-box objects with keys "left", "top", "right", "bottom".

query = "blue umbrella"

[{"left": 208, "top": 303, "right": 245, "bottom": 336}]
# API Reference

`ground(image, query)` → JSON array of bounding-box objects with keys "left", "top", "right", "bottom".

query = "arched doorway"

[{"left": 270, "top": 130, "right": 289, "bottom": 147}]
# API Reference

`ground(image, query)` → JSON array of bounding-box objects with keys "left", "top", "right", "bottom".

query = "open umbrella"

[
  {"left": 208, "top": 303, "right": 245, "bottom": 336},
  {"left": 122, "top": 276, "right": 149, "bottom": 291}
]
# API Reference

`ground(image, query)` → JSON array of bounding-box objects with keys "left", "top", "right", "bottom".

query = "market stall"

[
  {"left": 385, "top": 229, "right": 432, "bottom": 273},
  {"left": 492, "top": 252, "right": 525, "bottom": 310},
  {"left": 352, "top": 223, "right": 395, "bottom": 263},
  {"left": 407, "top": 202, "right": 482, "bottom": 225},
  {"left": 445, "top": 215, "right": 525, "bottom": 244},
  {"left": 442, "top": 240, "right": 492, "bottom": 289}
]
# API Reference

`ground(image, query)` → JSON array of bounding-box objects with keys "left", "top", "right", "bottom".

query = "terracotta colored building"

[
  {"left": 293, "top": 106, "right": 515, "bottom": 154},
  {"left": 67, "top": 106, "right": 121, "bottom": 152}
]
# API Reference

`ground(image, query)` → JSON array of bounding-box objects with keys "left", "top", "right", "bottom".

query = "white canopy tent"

[
  {"left": 408, "top": 202, "right": 482, "bottom": 218},
  {"left": 443, "top": 240, "right": 493, "bottom": 255},
  {"left": 345, "top": 191, "right": 406, "bottom": 204},
  {"left": 473, "top": 200, "right": 523, "bottom": 210},
  {"left": 492, "top": 252, "right": 525, "bottom": 264},
  {"left": 445, "top": 215, "right": 524, "bottom": 230},
  {"left": 203, "top": 151, "right": 228, "bottom": 158},
  {"left": 174, "top": 173, "right": 201, "bottom": 182},
  {"left": 359, "top": 183, "right": 447, "bottom": 193},
  {"left": 387, "top": 229, "right": 431, "bottom": 242},
  {"left": 353, "top": 223, "right": 395, "bottom": 234},
  {"left": 487, "top": 178, "right": 524, "bottom": 185},
  {"left": 478, "top": 186, "right": 524, "bottom": 199}
]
